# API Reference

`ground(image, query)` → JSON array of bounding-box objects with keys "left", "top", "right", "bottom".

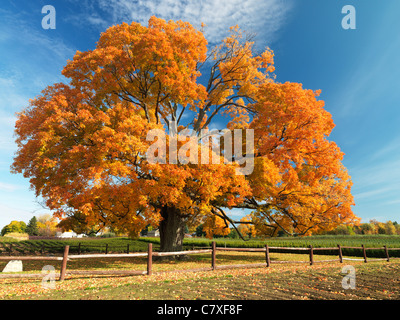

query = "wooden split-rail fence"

[{"left": 0, "top": 242, "right": 397, "bottom": 281}]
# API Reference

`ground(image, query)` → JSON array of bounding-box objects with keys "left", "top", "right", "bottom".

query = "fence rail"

[
  {"left": 68, "top": 253, "right": 148, "bottom": 259},
  {"left": 0, "top": 243, "right": 397, "bottom": 281}
]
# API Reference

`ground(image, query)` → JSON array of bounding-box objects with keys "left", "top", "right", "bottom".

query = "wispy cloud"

[
  {"left": 333, "top": 4, "right": 400, "bottom": 118},
  {"left": 0, "top": 107, "right": 18, "bottom": 153},
  {"left": 95, "top": 0, "right": 294, "bottom": 45},
  {"left": 63, "top": 11, "right": 109, "bottom": 31},
  {"left": 329, "top": 4, "right": 400, "bottom": 222},
  {"left": 352, "top": 159, "right": 400, "bottom": 190},
  {"left": 384, "top": 199, "right": 400, "bottom": 206},
  {"left": 354, "top": 187, "right": 395, "bottom": 202},
  {"left": 0, "top": 9, "right": 76, "bottom": 111},
  {"left": 367, "top": 137, "right": 400, "bottom": 162},
  {"left": 0, "top": 8, "right": 78, "bottom": 183},
  {"left": 225, "top": 208, "right": 252, "bottom": 221},
  {"left": 0, "top": 6, "right": 78, "bottom": 146},
  {"left": 350, "top": 138, "right": 400, "bottom": 214},
  {"left": 0, "top": 181, "right": 21, "bottom": 192},
  {"left": 0, "top": 200, "right": 52, "bottom": 226},
  {"left": 0, "top": 202, "right": 32, "bottom": 225}
]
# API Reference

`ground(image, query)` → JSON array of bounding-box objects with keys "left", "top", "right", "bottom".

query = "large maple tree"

[{"left": 12, "top": 17, "right": 358, "bottom": 251}]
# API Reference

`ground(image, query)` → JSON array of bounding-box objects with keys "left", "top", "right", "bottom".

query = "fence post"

[
  {"left": 338, "top": 244, "right": 343, "bottom": 263},
  {"left": 147, "top": 243, "right": 153, "bottom": 276},
  {"left": 384, "top": 245, "right": 390, "bottom": 262},
  {"left": 59, "top": 245, "right": 69, "bottom": 281},
  {"left": 265, "top": 244, "right": 270, "bottom": 267},
  {"left": 211, "top": 241, "right": 216, "bottom": 271},
  {"left": 309, "top": 245, "right": 314, "bottom": 265},
  {"left": 127, "top": 244, "right": 130, "bottom": 254},
  {"left": 78, "top": 243, "right": 81, "bottom": 255},
  {"left": 9, "top": 243, "right": 12, "bottom": 256},
  {"left": 105, "top": 243, "right": 108, "bottom": 254},
  {"left": 362, "top": 244, "right": 367, "bottom": 263}
]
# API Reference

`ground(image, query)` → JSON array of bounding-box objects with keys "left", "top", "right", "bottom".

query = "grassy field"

[
  {"left": 1, "top": 234, "right": 400, "bottom": 257},
  {"left": 0, "top": 254, "right": 398, "bottom": 300},
  {"left": 0, "top": 237, "right": 159, "bottom": 255},
  {"left": 145, "top": 234, "right": 400, "bottom": 257},
  {"left": 187, "top": 234, "right": 400, "bottom": 248},
  {"left": 0, "top": 235, "right": 399, "bottom": 300}
]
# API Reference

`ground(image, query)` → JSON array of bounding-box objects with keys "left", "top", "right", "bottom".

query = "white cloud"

[
  {"left": 97, "top": 0, "right": 294, "bottom": 45},
  {"left": 87, "top": 15, "right": 108, "bottom": 27}
]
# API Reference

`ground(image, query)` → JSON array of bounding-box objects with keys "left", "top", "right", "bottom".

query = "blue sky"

[{"left": 0, "top": 0, "right": 399, "bottom": 229}]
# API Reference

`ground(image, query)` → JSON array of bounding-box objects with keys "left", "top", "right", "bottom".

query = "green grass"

[
  {"left": 2, "top": 259, "right": 400, "bottom": 300},
  {"left": 146, "top": 235, "right": 400, "bottom": 258},
  {"left": 186, "top": 234, "right": 400, "bottom": 249},
  {"left": 0, "top": 236, "right": 18, "bottom": 243},
  {"left": 0, "top": 237, "right": 158, "bottom": 255},
  {"left": 1, "top": 235, "right": 400, "bottom": 257},
  {"left": 1, "top": 235, "right": 400, "bottom": 300}
]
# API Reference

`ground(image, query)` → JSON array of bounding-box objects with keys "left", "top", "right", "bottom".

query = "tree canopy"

[
  {"left": 1, "top": 220, "right": 26, "bottom": 236},
  {"left": 11, "top": 17, "right": 359, "bottom": 251}
]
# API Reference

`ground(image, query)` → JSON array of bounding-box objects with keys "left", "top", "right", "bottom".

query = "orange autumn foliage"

[{"left": 12, "top": 17, "right": 358, "bottom": 249}]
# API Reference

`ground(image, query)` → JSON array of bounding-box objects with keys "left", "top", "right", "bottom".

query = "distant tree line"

[
  {"left": 2, "top": 216, "right": 399, "bottom": 239},
  {"left": 1, "top": 214, "right": 61, "bottom": 237},
  {"left": 319, "top": 220, "right": 400, "bottom": 236},
  {"left": 195, "top": 219, "right": 400, "bottom": 239}
]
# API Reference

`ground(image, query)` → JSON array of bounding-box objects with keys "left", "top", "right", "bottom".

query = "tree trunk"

[{"left": 158, "top": 206, "right": 186, "bottom": 253}]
